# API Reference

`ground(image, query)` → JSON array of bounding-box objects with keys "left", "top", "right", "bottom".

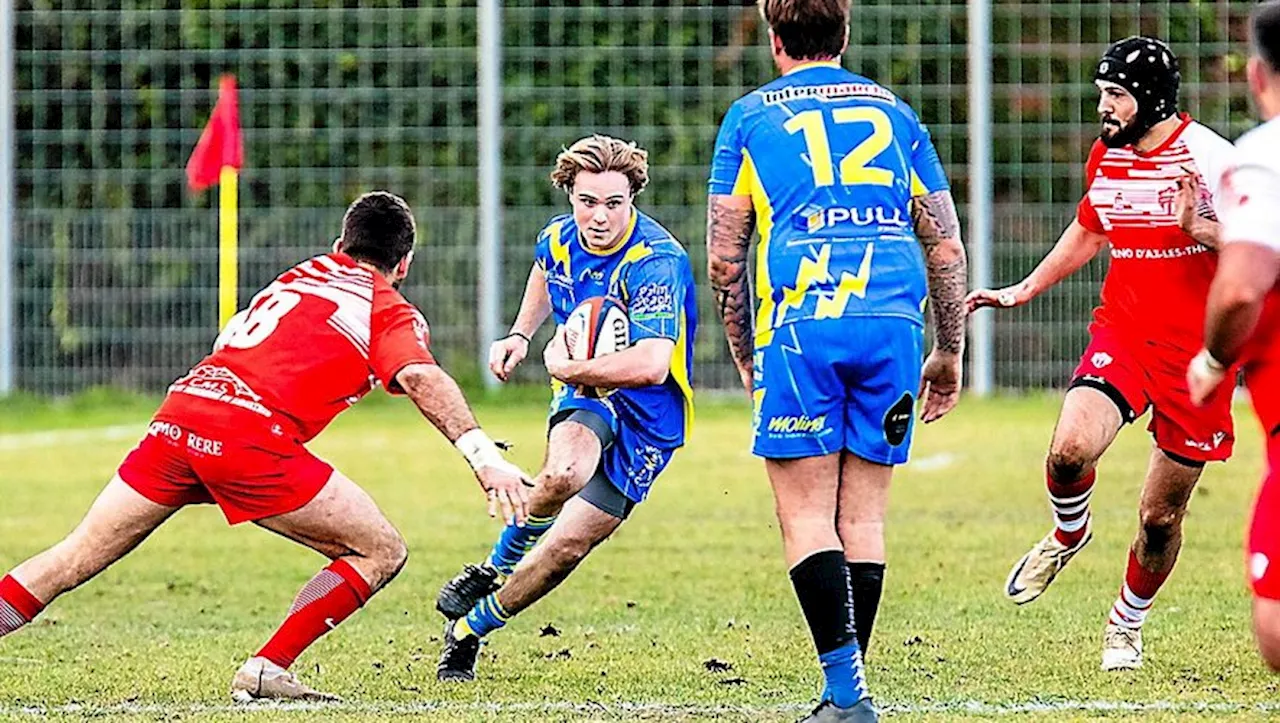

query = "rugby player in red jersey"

[
  {"left": 968, "top": 37, "right": 1237, "bottom": 670},
  {"left": 0, "top": 192, "right": 531, "bottom": 701},
  {"left": 1187, "top": 0, "right": 1280, "bottom": 674}
]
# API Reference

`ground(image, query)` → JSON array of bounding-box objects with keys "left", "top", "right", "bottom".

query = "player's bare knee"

[
  {"left": 384, "top": 532, "right": 410, "bottom": 581},
  {"left": 1137, "top": 507, "right": 1182, "bottom": 556},
  {"left": 375, "top": 529, "right": 409, "bottom": 583},
  {"left": 349, "top": 524, "right": 408, "bottom": 587},
  {"left": 1255, "top": 609, "right": 1280, "bottom": 671},
  {"left": 1046, "top": 446, "right": 1093, "bottom": 484},
  {"left": 1260, "top": 638, "right": 1280, "bottom": 672},
  {"left": 538, "top": 460, "right": 587, "bottom": 502}
]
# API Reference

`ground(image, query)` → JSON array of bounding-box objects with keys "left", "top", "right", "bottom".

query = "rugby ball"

[{"left": 563, "top": 297, "right": 630, "bottom": 361}]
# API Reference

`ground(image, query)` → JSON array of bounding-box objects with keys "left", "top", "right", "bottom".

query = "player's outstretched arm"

[
  {"left": 965, "top": 219, "right": 1108, "bottom": 312},
  {"left": 543, "top": 331, "right": 674, "bottom": 389},
  {"left": 911, "top": 189, "right": 967, "bottom": 423},
  {"left": 395, "top": 363, "right": 531, "bottom": 525},
  {"left": 706, "top": 194, "right": 757, "bottom": 395},
  {"left": 489, "top": 264, "right": 552, "bottom": 382}
]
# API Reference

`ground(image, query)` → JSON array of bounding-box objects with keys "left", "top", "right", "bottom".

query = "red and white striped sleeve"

[{"left": 368, "top": 279, "right": 436, "bottom": 393}]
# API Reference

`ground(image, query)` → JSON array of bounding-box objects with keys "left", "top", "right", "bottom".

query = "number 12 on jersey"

[{"left": 784, "top": 106, "right": 894, "bottom": 188}]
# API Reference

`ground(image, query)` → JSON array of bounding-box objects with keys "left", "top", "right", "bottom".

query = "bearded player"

[
  {"left": 433, "top": 135, "right": 696, "bottom": 682},
  {"left": 1187, "top": 0, "right": 1280, "bottom": 674},
  {"left": 0, "top": 192, "right": 531, "bottom": 700},
  {"left": 968, "top": 38, "right": 1238, "bottom": 670}
]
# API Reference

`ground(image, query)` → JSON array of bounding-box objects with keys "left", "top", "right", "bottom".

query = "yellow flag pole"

[{"left": 218, "top": 165, "right": 238, "bottom": 328}]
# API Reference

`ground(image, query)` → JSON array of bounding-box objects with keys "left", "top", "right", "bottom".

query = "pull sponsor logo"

[{"left": 793, "top": 204, "right": 908, "bottom": 234}]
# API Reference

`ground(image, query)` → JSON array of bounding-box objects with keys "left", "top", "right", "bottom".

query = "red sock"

[
  {"left": 0, "top": 575, "right": 45, "bottom": 637},
  {"left": 256, "top": 559, "right": 373, "bottom": 669},
  {"left": 1124, "top": 547, "right": 1172, "bottom": 600},
  {"left": 1047, "top": 467, "right": 1096, "bottom": 547},
  {"left": 1109, "top": 548, "right": 1172, "bottom": 629}
]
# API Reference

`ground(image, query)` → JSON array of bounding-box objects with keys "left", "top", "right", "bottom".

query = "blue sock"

[
  {"left": 818, "top": 641, "right": 869, "bottom": 708},
  {"left": 458, "top": 592, "right": 511, "bottom": 639},
  {"left": 485, "top": 513, "right": 556, "bottom": 576}
]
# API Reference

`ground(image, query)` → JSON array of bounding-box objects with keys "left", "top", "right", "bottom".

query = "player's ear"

[
  {"left": 768, "top": 29, "right": 784, "bottom": 59},
  {"left": 397, "top": 250, "right": 414, "bottom": 277},
  {"left": 1248, "top": 57, "right": 1269, "bottom": 105},
  {"left": 841, "top": 25, "right": 850, "bottom": 56},
  {"left": 332, "top": 237, "right": 342, "bottom": 254}
]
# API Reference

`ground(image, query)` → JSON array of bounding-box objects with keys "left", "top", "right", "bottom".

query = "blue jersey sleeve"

[
  {"left": 532, "top": 223, "right": 553, "bottom": 271},
  {"left": 908, "top": 119, "right": 949, "bottom": 196},
  {"left": 707, "top": 101, "right": 751, "bottom": 196},
  {"left": 623, "top": 255, "right": 686, "bottom": 342}
]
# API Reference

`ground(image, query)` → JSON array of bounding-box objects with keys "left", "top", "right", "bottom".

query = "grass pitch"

[{"left": 0, "top": 391, "right": 1277, "bottom": 721}]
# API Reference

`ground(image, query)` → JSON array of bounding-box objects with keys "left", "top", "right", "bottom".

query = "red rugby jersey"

[
  {"left": 1220, "top": 117, "right": 1280, "bottom": 443},
  {"left": 1075, "top": 114, "right": 1236, "bottom": 353},
  {"left": 155, "top": 252, "right": 435, "bottom": 443}
]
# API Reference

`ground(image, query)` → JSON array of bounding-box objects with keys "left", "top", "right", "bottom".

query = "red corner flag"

[{"left": 186, "top": 75, "right": 243, "bottom": 191}]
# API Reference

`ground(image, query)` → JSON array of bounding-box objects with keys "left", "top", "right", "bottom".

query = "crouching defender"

[
  {"left": 435, "top": 135, "right": 697, "bottom": 681},
  {"left": 0, "top": 192, "right": 531, "bottom": 701}
]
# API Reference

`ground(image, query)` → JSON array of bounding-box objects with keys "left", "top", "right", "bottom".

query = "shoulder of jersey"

[
  {"left": 1083, "top": 138, "right": 1109, "bottom": 175},
  {"left": 538, "top": 213, "right": 574, "bottom": 238},
  {"left": 1234, "top": 118, "right": 1280, "bottom": 156},
  {"left": 635, "top": 213, "right": 686, "bottom": 254},
  {"left": 1182, "top": 118, "right": 1235, "bottom": 151}
]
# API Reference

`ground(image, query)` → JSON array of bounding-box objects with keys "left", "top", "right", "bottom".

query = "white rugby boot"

[
  {"left": 1004, "top": 520, "right": 1092, "bottom": 604},
  {"left": 1101, "top": 623, "right": 1143, "bottom": 671},
  {"left": 230, "top": 656, "right": 340, "bottom": 703}
]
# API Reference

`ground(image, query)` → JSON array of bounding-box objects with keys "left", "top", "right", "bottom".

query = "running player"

[
  {"left": 1187, "top": 0, "right": 1280, "bottom": 673},
  {"left": 0, "top": 192, "right": 531, "bottom": 701},
  {"left": 434, "top": 135, "right": 696, "bottom": 682},
  {"left": 706, "top": 1, "right": 968, "bottom": 720},
  {"left": 968, "top": 37, "right": 1238, "bottom": 670}
]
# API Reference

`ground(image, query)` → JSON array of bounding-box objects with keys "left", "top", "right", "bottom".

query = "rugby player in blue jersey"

[
  {"left": 435, "top": 135, "right": 697, "bottom": 682},
  {"left": 706, "top": 1, "right": 968, "bottom": 719}
]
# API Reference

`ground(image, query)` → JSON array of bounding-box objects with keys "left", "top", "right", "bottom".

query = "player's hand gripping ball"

[{"left": 562, "top": 296, "right": 629, "bottom": 398}]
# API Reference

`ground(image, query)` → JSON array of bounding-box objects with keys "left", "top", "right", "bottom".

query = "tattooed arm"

[
  {"left": 706, "top": 194, "right": 757, "bottom": 395},
  {"left": 911, "top": 189, "right": 968, "bottom": 422}
]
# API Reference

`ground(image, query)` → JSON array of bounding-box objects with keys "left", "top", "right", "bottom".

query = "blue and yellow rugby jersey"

[
  {"left": 708, "top": 61, "right": 950, "bottom": 342},
  {"left": 533, "top": 210, "right": 697, "bottom": 448}
]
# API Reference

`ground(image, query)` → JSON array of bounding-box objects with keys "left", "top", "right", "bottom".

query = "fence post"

[
  {"left": 967, "top": 0, "right": 994, "bottom": 396},
  {"left": 477, "top": 0, "right": 503, "bottom": 390},
  {"left": 0, "top": 0, "right": 15, "bottom": 395}
]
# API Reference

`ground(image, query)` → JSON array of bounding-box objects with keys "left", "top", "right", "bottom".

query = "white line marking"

[
  {"left": 5, "top": 699, "right": 1280, "bottom": 717},
  {"left": 907, "top": 452, "right": 956, "bottom": 472},
  {"left": 0, "top": 425, "right": 140, "bottom": 452}
]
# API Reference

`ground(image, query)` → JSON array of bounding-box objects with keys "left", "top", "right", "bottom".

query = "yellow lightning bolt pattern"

[
  {"left": 774, "top": 242, "right": 876, "bottom": 325},
  {"left": 548, "top": 221, "right": 572, "bottom": 278},
  {"left": 776, "top": 244, "right": 833, "bottom": 322},
  {"left": 815, "top": 243, "right": 875, "bottom": 319}
]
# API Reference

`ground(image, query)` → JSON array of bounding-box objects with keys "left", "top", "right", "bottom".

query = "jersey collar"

[
  {"left": 1133, "top": 112, "right": 1192, "bottom": 158},
  {"left": 784, "top": 60, "right": 841, "bottom": 76},
  {"left": 577, "top": 210, "right": 638, "bottom": 256}
]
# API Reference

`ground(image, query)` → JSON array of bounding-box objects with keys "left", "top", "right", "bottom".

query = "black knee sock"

[
  {"left": 789, "top": 549, "right": 857, "bottom": 655},
  {"left": 847, "top": 561, "right": 885, "bottom": 655}
]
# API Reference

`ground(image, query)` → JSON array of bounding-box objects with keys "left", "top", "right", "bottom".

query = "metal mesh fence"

[{"left": 9, "top": 0, "right": 1259, "bottom": 395}]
